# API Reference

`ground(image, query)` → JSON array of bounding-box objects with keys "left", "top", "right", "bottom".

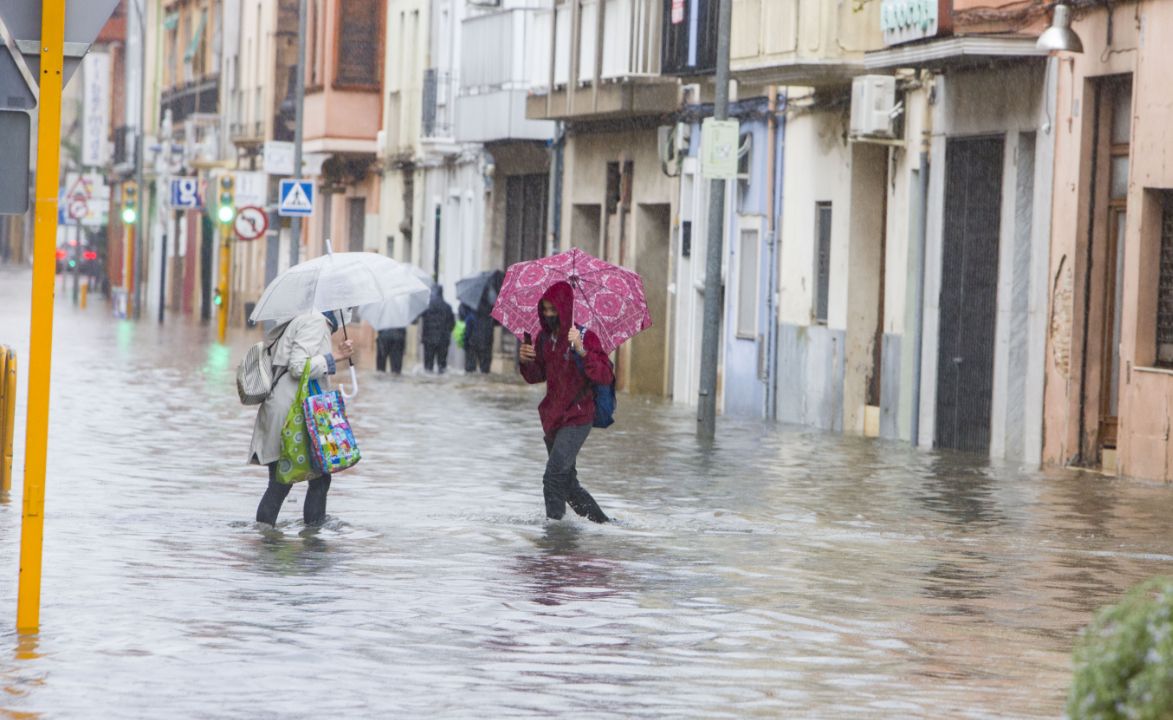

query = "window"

[
  {"left": 335, "top": 0, "right": 381, "bottom": 88},
  {"left": 308, "top": 0, "right": 323, "bottom": 87},
  {"left": 1156, "top": 193, "right": 1173, "bottom": 367},
  {"left": 736, "top": 228, "right": 759, "bottom": 338},
  {"left": 814, "top": 202, "right": 832, "bottom": 324}
]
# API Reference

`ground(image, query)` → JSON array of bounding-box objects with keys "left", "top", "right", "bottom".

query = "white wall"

[{"left": 777, "top": 108, "right": 853, "bottom": 328}]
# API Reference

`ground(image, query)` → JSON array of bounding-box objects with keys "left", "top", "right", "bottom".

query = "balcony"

[
  {"left": 159, "top": 74, "right": 220, "bottom": 127},
  {"left": 230, "top": 120, "right": 265, "bottom": 147},
  {"left": 526, "top": 0, "right": 678, "bottom": 122},
  {"left": 728, "top": 0, "right": 884, "bottom": 86},
  {"left": 456, "top": 9, "right": 554, "bottom": 143}
]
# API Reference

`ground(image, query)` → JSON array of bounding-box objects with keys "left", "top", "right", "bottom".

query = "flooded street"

[{"left": 1, "top": 266, "right": 1173, "bottom": 718}]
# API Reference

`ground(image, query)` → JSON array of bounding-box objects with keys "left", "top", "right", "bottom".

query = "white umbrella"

[
  {"left": 250, "top": 242, "right": 431, "bottom": 397},
  {"left": 358, "top": 265, "right": 434, "bottom": 330}
]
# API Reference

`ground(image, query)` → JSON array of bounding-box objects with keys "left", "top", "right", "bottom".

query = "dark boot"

[{"left": 568, "top": 485, "right": 609, "bottom": 524}]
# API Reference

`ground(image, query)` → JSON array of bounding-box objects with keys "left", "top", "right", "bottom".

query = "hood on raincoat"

[{"left": 539, "top": 281, "right": 575, "bottom": 337}]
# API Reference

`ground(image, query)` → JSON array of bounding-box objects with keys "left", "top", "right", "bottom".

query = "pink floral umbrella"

[{"left": 491, "top": 248, "right": 653, "bottom": 354}]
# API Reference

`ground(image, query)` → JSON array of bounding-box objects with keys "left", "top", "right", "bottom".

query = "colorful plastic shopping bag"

[
  {"left": 276, "top": 360, "right": 320, "bottom": 485},
  {"left": 303, "top": 378, "right": 361, "bottom": 474}
]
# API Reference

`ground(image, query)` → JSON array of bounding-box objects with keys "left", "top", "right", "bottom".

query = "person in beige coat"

[{"left": 250, "top": 310, "right": 354, "bottom": 526}]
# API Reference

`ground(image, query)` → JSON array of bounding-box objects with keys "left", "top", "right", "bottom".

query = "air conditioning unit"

[{"left": 850, "top": 75, "right": 897, "bottom": 139}]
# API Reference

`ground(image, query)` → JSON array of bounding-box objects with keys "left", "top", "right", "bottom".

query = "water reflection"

[{"left": 514, "top": 524, "right": 621, "bottom": 607}]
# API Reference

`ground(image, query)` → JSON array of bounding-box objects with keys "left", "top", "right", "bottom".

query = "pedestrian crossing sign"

[{"left": 278, "top": 179, "right": 314, "bottom": 217}]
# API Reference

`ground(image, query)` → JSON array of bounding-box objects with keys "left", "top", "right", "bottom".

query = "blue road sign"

[
  {"left": 170, "top": 177, "right": 202, "bottom": 209},
  {"left": 278, "top": 179, "right": 314, "bottom": 218}
]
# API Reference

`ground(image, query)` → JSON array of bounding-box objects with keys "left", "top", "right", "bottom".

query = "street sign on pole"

[
  {"left": 234, "top": 206, "right": 269, "bottom": 241},
  {"left": 0, "top": 109, "right": 30, "bottom": 215},
  {"left": 0, "top": 0, "right": 122, "bottom": 87},
  {"left": 278, "top": 179, "right": 314, "bottom": 217},
  {"left": 170, "top": 177, "right": 202, "bottom": 209}
]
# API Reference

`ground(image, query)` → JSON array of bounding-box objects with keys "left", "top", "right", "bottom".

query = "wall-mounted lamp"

[{"left": 1037, "top": 3, "right": 1084, "bottom": 53}]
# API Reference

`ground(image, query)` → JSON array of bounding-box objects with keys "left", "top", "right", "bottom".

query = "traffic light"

[
  {"left": 213, "top": 288, "right": 223, "bottom": 306},
  {"left": 121, "top": 182, "right": 138, "bottom": 225},
  {"left": 217, "top": 175, "right": 235, "bottom": 224}
]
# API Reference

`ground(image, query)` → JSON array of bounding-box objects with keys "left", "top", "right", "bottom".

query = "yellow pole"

[
  {"left": 125, "top": 222, "right": 135, "bottom": 317},
  {"left": 79, "top": 282, "right": 87, "bottom": 310},
  {"left": 18, "top": 0, "right": 67, "bottom": 635},
  {"left": 217, "top": 223, "right": 230, "bottom": 343},
  {"left": 0, "top": 347, "right": 14, "bottom": 493}
]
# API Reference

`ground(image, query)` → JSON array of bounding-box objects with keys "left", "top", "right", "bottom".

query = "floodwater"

[{"left": 1, "top": 265, "right": 1172, "bottom": 718}]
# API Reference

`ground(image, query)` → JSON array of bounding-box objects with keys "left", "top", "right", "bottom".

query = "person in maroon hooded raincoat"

[{"left": 519, "top": 281, "right": 612, "bottom": 523}]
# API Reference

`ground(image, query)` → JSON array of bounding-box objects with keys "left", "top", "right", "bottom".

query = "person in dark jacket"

[
  {"left": 519, "top": 281, "right": 612, "bottom": 523},
  {"left": 461, "top": 303, "right": 495, "bottom": 374},
  {"left": 376, "top": 327, "right": 407, "bottom": 374},
  {"left": 420, "top": 286, "right": 455, "bottom": 373}
]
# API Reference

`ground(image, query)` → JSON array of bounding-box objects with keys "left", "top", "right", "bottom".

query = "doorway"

[
  {"left": 935, "top": 136, "right": 1004, "bottom": 453},
  {"left": 630, "top": 204, "right": 670, "bottom": 396},
  {"left": 504, "top": 174, "right": 547, "bottom": 268}
]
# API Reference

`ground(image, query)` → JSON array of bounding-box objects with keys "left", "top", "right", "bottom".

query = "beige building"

[
  {"left": 1043, "top": 0, "right": 1173, "bottom": 481},
  {"left": 526, "top": 0, "right": 678, "bottom": 396}
]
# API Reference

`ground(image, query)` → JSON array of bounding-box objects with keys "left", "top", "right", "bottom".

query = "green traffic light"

[
  {"left": 213, "top": 291, "right": 223, "bottom": 306},
  {"left": 121, "top": 208, "right": 137, "bottom": 224},
  {"left": 68, "top": 260, "right": 76, "bottom": 268},
  {"left": 217, "top": 205, "right": 234, "bottom": 223}
]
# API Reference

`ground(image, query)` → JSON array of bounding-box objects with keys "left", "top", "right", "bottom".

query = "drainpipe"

[
  {"left": 909, "top": 71, "right": 934, "bottom": 446},
  {"left": 547, "top": 121, "right": 565, "bottom": 254},
  {"left": 764, "top": 86, "right": 780, "bottom": 420}
]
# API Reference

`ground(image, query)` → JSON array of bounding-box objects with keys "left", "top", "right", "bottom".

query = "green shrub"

[{"left": 1068, "top": 576, "right": 1173, "bottom": 719}]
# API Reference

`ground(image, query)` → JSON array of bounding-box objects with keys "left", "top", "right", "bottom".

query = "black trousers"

[
  {"left": 464, "top": 345, "right": 492, "bottom": 374},
  {"left": 257, "top": 463, "right": 333, "bottom": 526},
  {"left": 377, "top": 337, "right": 405, "bottom": 374},
  {"left": 543, "top": 424, "right": 608, "bottom": 523},
  {"left": 424, "top": 343, "right": 448, "bottom": 373}
]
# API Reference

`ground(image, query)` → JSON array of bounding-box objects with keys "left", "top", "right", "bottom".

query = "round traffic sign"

[
  {"left": 234, "top": 206, "right": 269, "bottom": 241},
  {"left": 68, "top": 199, "right": 88, "bottom": 221}
]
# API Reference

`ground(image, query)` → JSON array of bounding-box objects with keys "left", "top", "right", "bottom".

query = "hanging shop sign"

[{"left": 880, "top": 0, "right": 952, "bottom": 46}]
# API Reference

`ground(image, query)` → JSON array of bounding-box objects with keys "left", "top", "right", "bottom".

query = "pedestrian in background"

[
  {"left": 518, "top": 281, "right": 611, "bottom": 523},
  {"left": 461, "top": 302, "right": 496, "bottom": 374},
  {"left": 249, "top": 309, "right": 354, "bottom": 526},
  {"left": 420, "top": 285, "right": 455, "bottom": 373},
  {"left": 376, "top": 326, "right": 407, "bottom": 374}
]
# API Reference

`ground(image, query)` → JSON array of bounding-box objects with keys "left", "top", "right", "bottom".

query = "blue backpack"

[{"left": 571, "top": 325, "right": 616, "bottom": 429}]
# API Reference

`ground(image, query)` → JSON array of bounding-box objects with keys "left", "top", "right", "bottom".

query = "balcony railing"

[
  {"left": 159, "top": 74, "right": 220, "bottom": 127},
  {"left": 531, "top": 0, "right": 662, "bottom": 93},
  {"left": 461, "top": 9, "right": 547, "bottom": 93}
]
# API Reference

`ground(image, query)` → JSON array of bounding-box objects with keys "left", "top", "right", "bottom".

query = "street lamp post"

[{"left": 289, "top": 0, "right": 308, "bottom": 266}]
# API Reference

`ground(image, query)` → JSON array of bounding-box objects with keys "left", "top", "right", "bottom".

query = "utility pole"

[
  {"left": 697, "top": 0, "right": 732, "bottom": 441},
  {"left": 289, "top": 0, "right": 308, "bottom": 266}
]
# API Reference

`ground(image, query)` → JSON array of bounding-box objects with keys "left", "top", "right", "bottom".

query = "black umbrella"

[{"left": 455, "top": 269, "right": 504, "bottom": 312}]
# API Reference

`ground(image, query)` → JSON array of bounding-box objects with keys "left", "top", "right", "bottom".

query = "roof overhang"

[
  {"left": 731, "top": 59, "right": 868, "bottom": 88},
  {"left": 864, "top": 36, "right": 1048, "bottom": 71}
]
